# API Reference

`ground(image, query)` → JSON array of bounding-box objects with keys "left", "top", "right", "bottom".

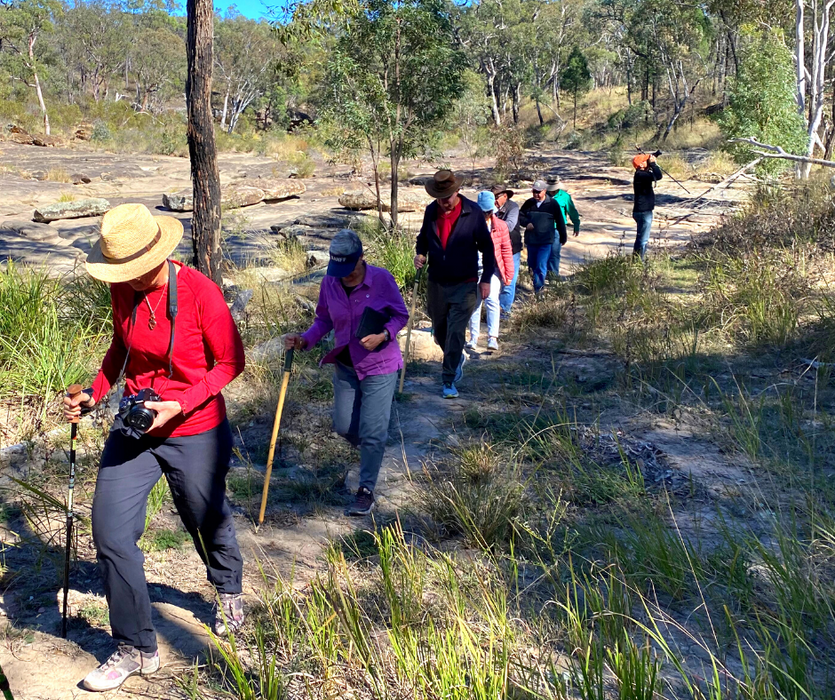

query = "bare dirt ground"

[{"left": 0, "top": 140, "right": 755, "bottom": 698}]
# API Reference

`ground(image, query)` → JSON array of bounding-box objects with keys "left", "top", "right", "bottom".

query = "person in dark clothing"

[
  {"left": 632, "top": 154, "right": 663, "bottom": 261},
  {"left": 415, "top": 170, "right": 496, "bottom": 399},
  {"left": 518, "top": 180, "right": 568, "bottom": 293},
  {"left": 492, "top": 185, "right": 522, "bottom": 317}
]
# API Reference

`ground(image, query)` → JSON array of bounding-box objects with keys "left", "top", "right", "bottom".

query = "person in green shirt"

[{"left": 546, "top": 177, "right": 580, "bottom": 278}]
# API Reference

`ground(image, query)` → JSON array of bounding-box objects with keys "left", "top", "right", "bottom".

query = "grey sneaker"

[
  {"left": 345, "top": 487, "right": 375, "bottom": 516},
  {"left": 83, "top": 645, "right": 159, "bottom": 692},
  {"left": 487, "top": 337, "right": 499, "bottom": 351},
  {"left": 214, "top": 593, "right": 245, "bottom": 637}
]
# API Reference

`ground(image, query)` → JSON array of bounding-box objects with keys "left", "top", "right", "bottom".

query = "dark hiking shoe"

[
  {"left": 83, "top": 645, "right": 159, "bottom": 692},
  {"left": 213, "top": 593, "right": 245, "bottom": 637},
  {"left": 345, "top": 487, "right": 375, "bottom": 516}
]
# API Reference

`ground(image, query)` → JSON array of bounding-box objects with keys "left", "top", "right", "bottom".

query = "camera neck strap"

[{"left": 120, "top": 259, "right": 179, "bottom": 383}]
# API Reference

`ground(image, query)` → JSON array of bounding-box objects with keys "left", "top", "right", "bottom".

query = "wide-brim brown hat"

[
  {"left": 491, "top": 184, "right": 515, "bottom": 198},
  {"left": 85, "top": 203, "right": 184, "bottom": 283},
  {"left": 425, "top": 170, "right": 463, "bottom": 199}
]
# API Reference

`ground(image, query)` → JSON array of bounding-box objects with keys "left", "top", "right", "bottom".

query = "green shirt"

[{"left": 551, "top": 189, "right": 581, "bottom": 234}]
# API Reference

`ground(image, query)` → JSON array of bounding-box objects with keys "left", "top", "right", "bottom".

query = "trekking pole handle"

[
  {"left": 66, "top": 384, "right": 83, "bottom": 424},
  {"left": 284, "top": 347, "right": 295, "bottom": 372}
]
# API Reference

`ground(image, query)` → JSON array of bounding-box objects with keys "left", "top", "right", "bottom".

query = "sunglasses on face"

[{"left": 532, "top": 190, "right": 542, "bottom": 195}]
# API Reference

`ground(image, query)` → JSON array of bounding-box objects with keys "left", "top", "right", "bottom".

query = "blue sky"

[{"left": 214, "top": 0, "right": 274, "bottom": 19}]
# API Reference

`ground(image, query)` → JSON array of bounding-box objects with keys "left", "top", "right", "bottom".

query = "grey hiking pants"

[
  {"left": 426, "top": 280, "right": 478, "bottom": 385},
  {"left": 333, "top": 362, "right": 397, "bottom": 493},
  {"left": 91, "top": 418, "right": 242, "bottom": 653}
]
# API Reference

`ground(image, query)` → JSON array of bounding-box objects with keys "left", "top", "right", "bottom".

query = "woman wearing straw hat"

[{"left": 62, "top": 203, "right": 246, "bottom": 692}]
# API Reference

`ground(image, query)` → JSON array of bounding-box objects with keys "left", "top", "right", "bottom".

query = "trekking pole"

[
  {"left": 62, "top": 384, "right": 83, "bottom": 639},
  {"left": 636, "top": 147, "right": 691, "bottom": 195},
  {"left": 399, "top": 266, "right": 424, "bottom": 394},
  {"left": 258, "top": 349, "right": 294, "bottom": 525},
  {"left": 0, "top": 660, "right": 14, "bottom": 700}
]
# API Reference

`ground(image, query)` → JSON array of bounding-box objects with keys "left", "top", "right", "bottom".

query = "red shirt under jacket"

[
  {"left": 91, "top": 261, "right": 246, "bottom": 438},
  {"left": 437, "top": 198, "right": 462, "bottom": 250}
]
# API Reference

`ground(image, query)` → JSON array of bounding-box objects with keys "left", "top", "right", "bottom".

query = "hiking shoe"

[
  {"left": 345, "top": 487, "right": 375, "bottom": 516},
  {"left": 454, "top": 352, "right": 467, "bottom": 383},
  {"left": 465, "top": 340, "right": 477, "bottom": 350},
  {"left": 487, "top": 337, "right": 499, "bottom": 351},
  {"left": 213, "top": 593, "right": 245, "bottom": 637},
  {"left": 443, "top": 383, "right": 459, "bottom": 399},
  {"left": 83, "top": 645, "right": 159, "bottom": 692}
]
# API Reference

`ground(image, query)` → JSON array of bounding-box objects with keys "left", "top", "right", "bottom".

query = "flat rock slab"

[
  {"left": 33, "top": 198, "right": 110, "bottom": 223},
  {"left": 293, "top": 213, "right": 363, "bottom": 228},
  {"left": 338, "top": 188, "right": 427, "bottom": 212},
  {"left": 253, "top": 177, "right": 306, "bottom": 200},
  {"left": 0, "top": 219, "right": 62, "bottom": 244}
]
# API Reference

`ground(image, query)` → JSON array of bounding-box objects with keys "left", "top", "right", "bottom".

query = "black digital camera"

[{"left": 118, "top": 388, "right": 160, "bottom": 433}]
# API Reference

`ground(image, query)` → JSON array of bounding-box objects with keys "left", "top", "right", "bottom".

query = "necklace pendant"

[{"left": 148, "top": 316, "right": 157, "bottom": 330}]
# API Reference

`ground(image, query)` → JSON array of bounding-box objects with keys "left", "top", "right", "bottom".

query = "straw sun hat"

[{"left": 85, "top": 203, "right": 184, "bottom": 283}]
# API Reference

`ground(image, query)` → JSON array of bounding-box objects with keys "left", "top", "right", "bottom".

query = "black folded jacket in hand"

[{"left": 355, "top": 307, "right": 390, "bottom": 343}]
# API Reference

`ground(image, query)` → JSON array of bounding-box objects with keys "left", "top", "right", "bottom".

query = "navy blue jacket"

[
  {"left": 416, "top": 196, "right": 496, "bottom": 285},
  {"left": 519, "top": 195, "right": 568, "bottom": 246}
]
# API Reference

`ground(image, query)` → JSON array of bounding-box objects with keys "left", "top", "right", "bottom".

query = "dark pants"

[
  {"left": 527, "top": 243, "right": 552, "bottom": 292},
  {"left": 333, "top": 363, "right": 397, "bottom": 493},
  {"left": 92, "top": 419, "right": 242, "bottom": 653},
  {"left": 633, "top": 210, "right": 654, "bottom": 260},
  {"left": 427, "top": 279, "right": 478, "bottom": 385}
]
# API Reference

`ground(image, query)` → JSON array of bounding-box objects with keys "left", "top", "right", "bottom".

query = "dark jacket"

[
  {"left": 633, "top": 163, "right": 663, "bottom": 213},
  {"left": 519, "top": 195, "right": 568, "bottom": 246},
  {"left": 416, "top": 195, "right": 496, "bottom": 285},
  {"left": 497, "top": 199, "right": 523, "bottom": 254}
]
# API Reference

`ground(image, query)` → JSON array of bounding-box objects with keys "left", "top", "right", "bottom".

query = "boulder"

[
  {"left": 0, "top": 219, "right": 61, "bottom": 244},
  {"left": 249, "top": 337, "right": 286, "bottom": 362},
  {"left": 8, "top": 125, "right": 34, "bottom": 145},
  {"left": 75, "top": 123, "right": 93, "bottom": 140},
  {"left": 294, "top": 214, "right": 358, "bottom": 228},
  {"left": 32, "top": 135, "right": 58, "bottom": 147},
  {"left": 409, "top": 175, "right": 433, "bottom": 186},
  {"left": 306, "top": 250, "right": 328, "bottom": 266},
  {"left": 338, "top": 188, "right": 426, "bottom": 212},
  {"left": 71, "top": 173, "right": 92, "bottom": 185},
  {"left": 32, "top": 198, "right": 111, "bottom": 223},
  {"left": 255, "top": 178, "right": 306, "bottom": 201},
  {"left": 230, "top": 289, "right": 254, "bottom": 321},
  {"left": 398, "top": 328, "right": 443, "bottom": 362},
  {"left": 162, "top": 190, "right": 193, "bottom": 212},
  {"left": 221, "top": 184, "right": 266, "bottom": 209},
  {"left": 30, "top": 171, "right": 48, "bottom": 181},
  {"left": 271, "top": 224, "right": 315, "bottom": 240}
]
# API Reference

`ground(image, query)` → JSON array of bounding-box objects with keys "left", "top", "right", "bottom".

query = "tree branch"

[{"left": 728, "top": 137, "right": 835, "bottom": 167}]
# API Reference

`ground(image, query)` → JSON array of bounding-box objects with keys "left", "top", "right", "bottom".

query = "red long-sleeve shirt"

[{"left": 91, "top": 261, "right": 246, "bottom": 438}]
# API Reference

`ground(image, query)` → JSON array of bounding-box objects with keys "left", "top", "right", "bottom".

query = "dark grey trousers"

[
  {"left": 426, "top": 280, "right": 478, "bottom": 384},
  {"left": 333, "top": 363, "right": 397, "bottom": 493},
  {"left": 92, "top": 419, "right": 242, "bottom": 653}
]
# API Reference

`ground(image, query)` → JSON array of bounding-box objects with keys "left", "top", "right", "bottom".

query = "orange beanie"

[{"left": 632, "top": 154, "right": 650, "bottom": 170}]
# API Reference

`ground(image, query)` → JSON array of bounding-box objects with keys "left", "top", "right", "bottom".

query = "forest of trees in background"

[{"left": 0, "top": 0, "right": 832, "bottom": 173}]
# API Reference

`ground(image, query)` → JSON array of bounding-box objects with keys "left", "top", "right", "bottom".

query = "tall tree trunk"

[
  {"left": 796, "top": 0, "right": 806, "bottom": 118},
  {"left": 389, "top": 147, "right": 400, "bottom": 229},
  {"left": 535, "top": 96, "right": 544, "bottom": 126},
  {"left": 28, "top": 33, "right": 49, "bottom": 136},
  {"left": 511, "top": 82, "right": 520, "bottom": 124},
  {"left": 220, "top": 87, "right": 229, "bottom": 130},
  {"left": 186, "top": 0, "right": 222, "bottom": 284},
  {"left": 487, "top": 72, "right": 501, "bottom": 126},
  {"left": 573, "top": 89, "right": 577, "bottom": 130}
]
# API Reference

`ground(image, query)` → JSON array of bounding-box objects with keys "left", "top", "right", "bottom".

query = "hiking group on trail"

[{"left": 56, "top": 157, "right": 659, "bottom": 692}]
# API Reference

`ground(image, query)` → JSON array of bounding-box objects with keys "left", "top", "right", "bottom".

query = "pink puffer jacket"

[{"left": 489, "top": 215, "right": 515, "bottom": 285}]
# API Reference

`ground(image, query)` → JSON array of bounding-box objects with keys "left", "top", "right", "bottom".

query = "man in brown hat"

[
  {"left": 62, "top": 203, "right": 246, "bottom": 691},
  {"left": 492, "top": 185, "right": 522, "bottom": 316},
  {"left": 415, "top": 170, "right": 496, "bottom": 398}
]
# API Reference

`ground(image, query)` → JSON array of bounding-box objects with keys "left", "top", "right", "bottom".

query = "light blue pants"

[
  {"left": 468, "top": 273, "right": 502, "bottom": 342},
  {"left": 499, "top": 252, "right": 521, "bottom": 315},
  {"left": 547, "top": 239, "right": 562, "bottom": 276},
  {"left": 332, "top": 363, "right": 397, "bottom": 493},
  {"left": 633, "top": 211, "right": 654, "bottom": 260}
]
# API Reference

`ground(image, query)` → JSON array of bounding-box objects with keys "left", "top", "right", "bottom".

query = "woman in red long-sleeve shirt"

[{"left": 62, "top": 203, "right": 246, "bottom": 692}]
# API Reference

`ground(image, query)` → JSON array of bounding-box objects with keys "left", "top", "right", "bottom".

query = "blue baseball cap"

[
  {"left": 326, "top": 229, "right": 363, "bottom": 277},
  {"left": 477, "top": 190, "right": 496, "bottom": 212}
]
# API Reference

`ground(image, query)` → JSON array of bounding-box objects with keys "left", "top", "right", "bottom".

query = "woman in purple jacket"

[{"left": 285, "top": 230, "right": 409, "bottom": 515}]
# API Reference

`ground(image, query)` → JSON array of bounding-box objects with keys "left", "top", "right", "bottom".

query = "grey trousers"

[
  {"left": 92, "top": 419, "right": 242, "bottom": 653},
  {"left": 333, "top": 362, "right": 397, "bottom": 493},
  {"left": 427, "top": 279, "right": 478, "bottom": 384}
]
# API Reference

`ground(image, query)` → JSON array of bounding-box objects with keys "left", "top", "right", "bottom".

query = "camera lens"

[{"left": 128, "top": 407, "right": 155, "bottom": 432}]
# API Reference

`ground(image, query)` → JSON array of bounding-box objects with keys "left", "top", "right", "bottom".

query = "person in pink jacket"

[{"left": 467, "top": 190, "right": 514, "bottom": 351}]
